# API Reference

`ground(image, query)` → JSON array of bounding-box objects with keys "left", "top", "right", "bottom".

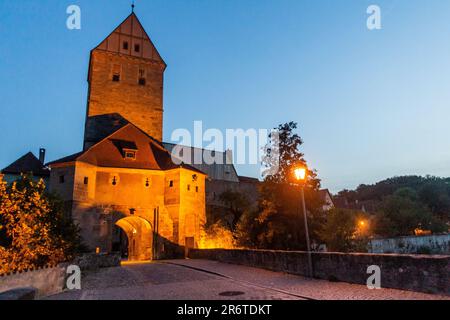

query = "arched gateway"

[{"left": 115, "top": 216, "right": 153, "bottom": 261}]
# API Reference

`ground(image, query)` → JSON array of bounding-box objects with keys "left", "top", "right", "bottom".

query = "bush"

[
  {"left": 200, "top": 222, "right": 235, "bottom": 249},
  {"left": 0, "top": 175, "right": 82, "bottom": 274}
]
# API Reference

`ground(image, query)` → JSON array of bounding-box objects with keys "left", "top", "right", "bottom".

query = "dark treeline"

[{"left": 336, "top": 175, "right": 450, "bottom": 221}]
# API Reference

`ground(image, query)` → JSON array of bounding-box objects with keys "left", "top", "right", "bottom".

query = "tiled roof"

[
  {"left": 239, "top": 176, "right": 260, "bottom": 183},
  {"left": 47, "top": 124, "right": 204, "bottom": 175},
  {"left": 1, "top": 152, "right": 50, "bottom": 177},
  {"left": 318, "top": 189, "right": 332, "bottom": 200}
]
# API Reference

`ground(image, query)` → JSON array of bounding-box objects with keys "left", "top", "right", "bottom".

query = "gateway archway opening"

[{"left": 115, "top": 216, "right": 153, "bottom": 261}]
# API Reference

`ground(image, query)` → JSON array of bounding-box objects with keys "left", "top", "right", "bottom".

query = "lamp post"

[{"left": 294, "top": 167, "right": 313, "bottom": 278}]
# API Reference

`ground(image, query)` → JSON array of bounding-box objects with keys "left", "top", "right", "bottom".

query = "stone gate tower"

[{"left": 83, "top": 13, "right": 166, "bottom": 150}]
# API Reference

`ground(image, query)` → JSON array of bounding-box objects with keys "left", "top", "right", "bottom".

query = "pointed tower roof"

[{"left": 94, "top": 13, "right": 166, "bottom": 67}]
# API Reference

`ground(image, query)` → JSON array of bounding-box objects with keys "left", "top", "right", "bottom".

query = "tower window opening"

[
  {"left": 138, "top": 69, "right": 146, "bottom": 86},
  {"left": 123, "top": 41, "right": 129, "bottom": 50},
  {"left": 112, "top": 64, "right": 121, "bottom": 82},
  {"left": 169, "top": 180, "right": 174, "bottom": 188},
  {"left": 112, "top": 176, "right": 117, "bottom": 186},
  {"left": 187, "top": 185, "right": 191, "bottom": 191},
  {"left": 134, "top": 44, "right": 140, "bottom": 52},
  {"left": 196, "top": 186, "right": 199, "bottom": 193},
  {"left": 84, "top": 177, "right": 89, "bottom": 185}
]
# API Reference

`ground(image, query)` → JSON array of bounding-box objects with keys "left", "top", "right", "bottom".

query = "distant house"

[
  {"left": 318, "top": 189, "right": 334, "bottom": 211},
  {"left": 1, "top": 149, "right": 50, "bottom": 185},
  {"left": 333, "top": 196, "right": 378, "bottom": 214}
]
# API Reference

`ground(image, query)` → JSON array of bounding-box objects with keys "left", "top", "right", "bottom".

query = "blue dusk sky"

[{"left": 1, "top": 0, "right": 450, "bottom": 193}]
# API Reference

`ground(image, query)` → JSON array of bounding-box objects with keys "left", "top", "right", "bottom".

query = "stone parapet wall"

[
  {"left": 72, "top": 253, "right": 121, "bottom": 271},
  {"left": 0, "top": 253, "right": 122, "bottom": 299},
  {"left": 369, "top": 234, "right": 450, "bottom": 255},
  {"left": 189, "top": 249, "right": 450, "bottom": 295},
  {"left": 0, "top": 264, "right": 67, "bottom": 299}
]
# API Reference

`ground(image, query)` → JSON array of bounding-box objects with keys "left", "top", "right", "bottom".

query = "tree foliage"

[
  {"left": 321, "top": 208, "right": 370, "bottom": 252},
  {"left": 373, "top": 191, "right": 447, "bottom": 238},
  {"left": 335, "top": 176, "right": 449, "bottom": 238},
  {"left": 201, "top": 222, "right": 235, "bottom": 249},
  {"left": 217, "top": 190, "right": 251, "bottom": 232},
  {"left": 0, "top": 175, "right": 82, "bottom": 274},
  {"left": 235, "top": 122, "right": 325, "bottom": 250}
]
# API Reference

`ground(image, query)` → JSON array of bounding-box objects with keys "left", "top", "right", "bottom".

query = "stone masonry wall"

[
  {"left": 86, "top": 50, "right": 164, "bottom": 143},
  {"left": 189, "top": 249, "right": 450, "bottom": 295},
  {"left": 369, "top": 234, "right": 450, "bottom": 255},
  {"left": 0, "top": 264, "right": 67, "bottom": 299}
]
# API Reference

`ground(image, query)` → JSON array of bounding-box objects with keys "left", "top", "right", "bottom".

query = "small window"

[
  {"left": 112, "top": 64, "right": 121, "bottom": 82},
  {"left": 138, "top": 69, "right": 146, "bottom": 86},
  {"left": 187, "top": 185, "right": 191, "bottom": 191},
  {"left": 196, "top": 186, "right": 199, "bottom": 193},
  {"left": 123, "top": 41, "right": 129, "bottom": 50},
  {"left": 134, "top": 44, "right": 140, "bottom": 52},
  {"left": 169, "top": 181, "right": 174, "bottom": 188},
  {"left": 59, "top": 175, "right": 65, "bottom": 184},
  {"left": 84, "top": 177, "right": 89, "bottom": 185},
  {"left": 124, "top": 151, "right": 136, "bottom": 160}
]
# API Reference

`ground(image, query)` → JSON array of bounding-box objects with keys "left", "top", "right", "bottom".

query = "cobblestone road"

[{"left": 47, "top": 260, "right": 449, "bottom": 300}]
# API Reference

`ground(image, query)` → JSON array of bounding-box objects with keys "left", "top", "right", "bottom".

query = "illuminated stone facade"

[{"left": 48, "top": 13, "right": 206, "bottom": 261}]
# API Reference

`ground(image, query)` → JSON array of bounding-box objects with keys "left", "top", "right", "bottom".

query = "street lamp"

[
  {"left": 294, "top": 166, "right": 313, "bottom": 278},
  {"left": 294, "top": 168, "right": 306, "bottom": 181}
]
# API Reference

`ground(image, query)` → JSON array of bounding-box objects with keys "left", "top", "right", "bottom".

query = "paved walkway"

[{"left": 47, "top": 259, "right": 449, "bottom": 300}]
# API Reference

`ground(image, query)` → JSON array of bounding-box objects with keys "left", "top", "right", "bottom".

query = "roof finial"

[{"left": 131, "top": 1, "right": 135, "bottom": 13}]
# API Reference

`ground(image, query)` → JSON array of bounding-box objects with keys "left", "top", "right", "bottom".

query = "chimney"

[
  {"left": 225, "top": 149, "right": 234, "bottom": 165},
  {"left": 39, "top": 148, "right": 46, "bottom": 164}
]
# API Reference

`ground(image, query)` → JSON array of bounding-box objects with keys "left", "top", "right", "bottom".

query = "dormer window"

[
  {"left": 111, "top": 140, "right": 138, "bottom": 160},
  {"left": 124, "top": 149, "right": 137, "bottom": 160}
]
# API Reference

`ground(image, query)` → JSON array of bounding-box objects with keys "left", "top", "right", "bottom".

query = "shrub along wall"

[{"left": 188, "top": 249, "right": 450, "bottom": 295}]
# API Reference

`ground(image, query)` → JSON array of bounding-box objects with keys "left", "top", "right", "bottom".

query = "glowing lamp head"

[{"left": 294, "top": 167, "right": 307, "bottom": 181}]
